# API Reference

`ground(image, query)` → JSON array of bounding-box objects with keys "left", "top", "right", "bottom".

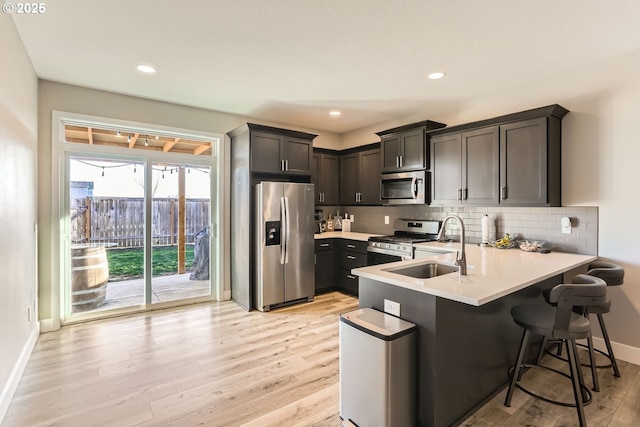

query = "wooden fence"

[{"left": 71, "top": 197, "right": 210, "bottom": 248}]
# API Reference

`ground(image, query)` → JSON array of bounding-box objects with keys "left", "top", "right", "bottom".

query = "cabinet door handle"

[
  {"left": 281, "top": 159, "right": 285, "bottom": 171},
  {"left": 501, "top": 186, "right": 508, "bottom": 200},
  {"left": 320, "top": 243, "right": 330, "bottom": 247},
  {"left": 457, "top": 188, "right": 463, "bottom": 201},
  {"left": 347, "top": 244, "right": 356, "bottom": 248},
  {"left": 285, "top": 159, "right": 289, "bottom": 171},
  {"left": 399, "top": 155, "right": 403, "bottom": 168},
  {"left": 396, "top": 156, "right": 400, "bottom": 168},
  {"left": 347, "top": 275, "right": 356, "bottom": 280},
  {"left": 463, "top": 188, "right": 468, "bottom": 200},
  {"left": 347, "top": 255, "right": 356, "bottom": 260},
  {"left": 315, "top": 254, "right": 317, "bottom": 265},
  {"left": 359, "top": 192, "right": 362, "bottom": 203}
]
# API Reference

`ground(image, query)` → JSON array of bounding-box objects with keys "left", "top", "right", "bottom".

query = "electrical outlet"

[
  {"left": 350, "top": 214, "right": 355, "bottom": 223},
  {"left": 384, "top": 215, "right": 390, "bottom": 225},
  {"left": 561, "top": 217, "right": 572, "bottom": 234},
  {"left": 384, "top": 299, "right": 401, "bottom": 317}
]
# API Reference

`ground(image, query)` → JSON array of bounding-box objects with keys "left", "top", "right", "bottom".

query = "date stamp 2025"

[{"left": 3, "top": 3, "right": 47, "bottom": 14}]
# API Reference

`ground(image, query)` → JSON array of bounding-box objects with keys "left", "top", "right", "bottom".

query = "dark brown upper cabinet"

[
  {"left": 429, "top": 105, "right": 568, "bottom": 207},
  {"left": 377, "top": 120, "right": 446, "bottom": 173},
  {"left": 339, "top": 145, "right": 382, "bottom": 205},
  {"left": 312, "top": 150, "right": 340, "bottom": 205},
  {"left": 229, "top": 123, "right": 316, "bottom": 176},
  {"left": 499, "top": 117, "right": 557, "bottom": 206},
  {"left": 431, "top": 126, "right": 499, "bottom": 205}
]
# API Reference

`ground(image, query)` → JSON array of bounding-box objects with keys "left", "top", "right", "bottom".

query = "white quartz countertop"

[
  {"left": 314, "top": 231, "right": 380, "bottom": 241},
  {"left": 353, "top": 241, "right": 597, "bottom": 306}
]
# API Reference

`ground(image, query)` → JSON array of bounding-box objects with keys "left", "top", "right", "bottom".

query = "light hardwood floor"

[{"left": 3, "top": 292, "right": 639, "bottom": 427}]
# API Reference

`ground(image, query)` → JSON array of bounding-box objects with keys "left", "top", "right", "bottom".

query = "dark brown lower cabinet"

[
  {"left": 315, "top": 238, "right": 369, "bottom": 297},
  {"left": 336, "top": 239, "right": 368, "bottom": 296},
  {"left": 315, "top": 239, "right": 336, "bottom": 294}
]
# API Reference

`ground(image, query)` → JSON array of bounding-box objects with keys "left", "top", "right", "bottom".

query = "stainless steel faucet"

[{"left": 437, "top": 214, "right": 467, "bottom": 275}]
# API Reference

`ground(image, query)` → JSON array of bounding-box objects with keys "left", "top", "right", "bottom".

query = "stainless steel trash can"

[{"left": 339, "top": 307, "right": 417, "bottom": 427}]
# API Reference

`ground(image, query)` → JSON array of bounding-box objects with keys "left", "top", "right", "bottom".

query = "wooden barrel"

[{"left": 71, "top": 245, "right": 109, "bottom": 312}]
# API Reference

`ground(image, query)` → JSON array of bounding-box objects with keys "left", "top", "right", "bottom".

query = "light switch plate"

[
  {"left": 384, "top": 299, "right": 400, "bottom": 317},
  {"left": 384, "top": 215, "right": 389, "bottom": 225}
]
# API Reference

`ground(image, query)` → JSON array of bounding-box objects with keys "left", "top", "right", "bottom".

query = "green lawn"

[{"left": 106, "top": 245, "right": 195, "bottom": 280}]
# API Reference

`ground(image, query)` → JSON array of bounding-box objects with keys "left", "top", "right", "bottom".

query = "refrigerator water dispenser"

[{"left": 265, "top": 221, "right": 281, "bottom": 246}]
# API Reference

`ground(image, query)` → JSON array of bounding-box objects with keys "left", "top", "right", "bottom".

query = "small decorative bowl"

[
  {"left": 518, "top": 240, "right": 545, "bottom": 252},
  {"left": 488, "top": 239, "right": 518, "bottom": 249}
]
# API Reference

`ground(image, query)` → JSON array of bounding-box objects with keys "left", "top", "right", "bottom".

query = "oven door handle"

[{"left": 367, "top": 245, "right": 412, "bottom": 258}]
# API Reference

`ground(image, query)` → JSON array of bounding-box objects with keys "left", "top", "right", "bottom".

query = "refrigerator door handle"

[
  {"left": 280, "top": 196, "right": 287, "bottom": 265},
  {"left": 284, "top": 196, "right": 291, "bottom": 264}
]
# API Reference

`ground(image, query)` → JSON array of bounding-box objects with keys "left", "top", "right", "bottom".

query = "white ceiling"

[{"left": 10, "top": 0, "right": 640, "bottom": 134}]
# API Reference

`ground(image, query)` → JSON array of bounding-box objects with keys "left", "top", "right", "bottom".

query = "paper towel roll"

[{"left": 481, "top": 214, "right": 492, "bottom": 243}]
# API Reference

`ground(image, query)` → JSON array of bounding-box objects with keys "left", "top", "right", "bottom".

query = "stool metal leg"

[
  {"left": 597, "top": 313, "right": 621, "bottom": 377},
  {"left": 586, "top": 334, "right": 599, "bottom": 391},
  {"left": 536, "top": 336, "right": 547, "bottom": 364},
  {"left": 505, "top": 329, "right": 530, "bottom": 407},
  {"left": 567, "top": 339, "right": 588, "bottom": 427}
]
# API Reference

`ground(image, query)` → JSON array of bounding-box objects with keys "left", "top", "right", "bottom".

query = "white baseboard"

[
  {"left": 593, "top": 336, "right": 640, "bottom": 366},
  {"left": 0, "top": 324, "right": 39, "bottom": 424},
  {"left": 222, "top": 290, "right": 231, "bottom": 301}
]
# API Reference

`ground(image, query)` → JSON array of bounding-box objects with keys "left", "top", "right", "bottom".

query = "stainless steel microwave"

[{"left": 380, "top": 170, "right": 426, "bottom": 205}]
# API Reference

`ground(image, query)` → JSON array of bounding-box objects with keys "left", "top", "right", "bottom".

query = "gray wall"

[{"left": 0, "top": 13, "right": 39, "bottom": 419}]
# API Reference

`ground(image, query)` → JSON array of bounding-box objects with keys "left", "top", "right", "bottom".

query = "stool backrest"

[
  {"left": 549, "top": 274, "right": 607, "bottom": 335},
  {"left": 588, "top": 261, "right": 624, "bottom": 286}
]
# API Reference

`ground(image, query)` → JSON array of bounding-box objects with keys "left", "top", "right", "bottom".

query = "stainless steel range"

[{"left": 367, "top": 219, "right": 441, "bottom": 265}]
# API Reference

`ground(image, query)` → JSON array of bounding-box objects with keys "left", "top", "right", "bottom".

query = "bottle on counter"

[{"left": 342, "top": 213, "right": 352, "bottom": 232}]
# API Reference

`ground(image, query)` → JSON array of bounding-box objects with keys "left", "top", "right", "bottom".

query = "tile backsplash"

[{"left": 319, "top": 205, "right": 598, "bottom": 255}]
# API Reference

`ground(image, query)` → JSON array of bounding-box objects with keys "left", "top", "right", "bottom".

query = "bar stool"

[
  {"left": 584, "top": 261, "right": 624, "bottom": 378},
  {"left": 504, "top": 274, "right": 607, "bottom": 427},
  {"left": 538, "top": 261, "right": 624, "bottom": 391}
]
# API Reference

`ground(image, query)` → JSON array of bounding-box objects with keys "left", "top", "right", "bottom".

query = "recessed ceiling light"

[
  {"left": 329, "top": 110, "right": 341, "bottom": 117},
  {"left": 137, "top": 64, "right": 157, "bottom": 74},
  {"left": 427, "top": 72, "right": 446, "bottom": 80}
]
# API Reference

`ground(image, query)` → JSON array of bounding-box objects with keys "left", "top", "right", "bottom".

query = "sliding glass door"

[
  {"left": 63, "top": 142, "right": 217, "bottom": 320},
  {"left": 150, "top": 162, "right": 211, "bottom": 304}
]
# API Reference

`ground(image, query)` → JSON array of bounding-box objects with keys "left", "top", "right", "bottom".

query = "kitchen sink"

[{"left": 383, "top": 261, "right": 459, "bottom": 279}]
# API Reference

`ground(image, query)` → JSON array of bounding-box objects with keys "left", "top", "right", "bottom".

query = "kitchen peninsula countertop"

[
  {"left": 353, "top": 241, "right": 597, "bottom": 306},
  {"left": 314, "top": 231, "right": 380, "bottom": 241}
]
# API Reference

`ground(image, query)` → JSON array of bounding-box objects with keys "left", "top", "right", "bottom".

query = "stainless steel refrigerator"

[{"left": 254, "top": 181, "right": 315, "bottom": 311}]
